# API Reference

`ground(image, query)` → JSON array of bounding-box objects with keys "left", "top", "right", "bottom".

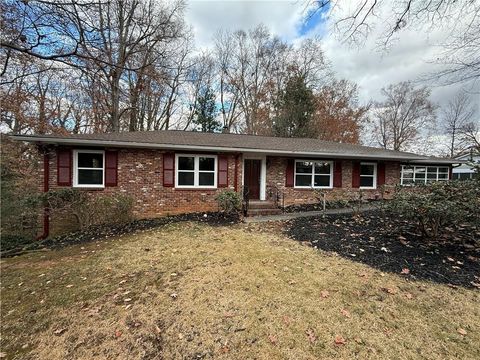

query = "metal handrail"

[
  {"left": 266, "top": 184, "right": 284, "bottom": 210},
  {"left": 242, "top": 185, "right": 250, "bottom": 216}
]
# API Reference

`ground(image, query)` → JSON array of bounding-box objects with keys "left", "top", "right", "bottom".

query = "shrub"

[
  {"left": 388, "top": 180, "right": 480, "bottom": 238},
  {"left": 1, "top": 137, "right": 41, "bottom": 242},
  {"left": 215, "top": 190, "right": 242, "bottom": 214},
  {"left": 42, "top": 189, "right": 134, "bottom": 229}
]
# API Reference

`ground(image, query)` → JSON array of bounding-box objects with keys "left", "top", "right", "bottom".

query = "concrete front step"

[
  {"left": 248, "top": 201, "right": 277, "bottom": 209},
  {"left": 246, "top": 208, "right": 283, "bottom": 216}
]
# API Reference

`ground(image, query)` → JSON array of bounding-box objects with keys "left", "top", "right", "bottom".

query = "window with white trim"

[
  {"left": 360, "top": 162, "right": 377, "bottom": 189},
  {"left": 401, "top": 165, "right": 449, "bottom": 185},
  {"left": 176, "top": 154, "right": 217, "bottom": 188},
  {"left": 73, "top": 150, "right": 105, "bottom": 187},
  {"left": 294, "top": 160, "right": 333, "bottom": 188}
]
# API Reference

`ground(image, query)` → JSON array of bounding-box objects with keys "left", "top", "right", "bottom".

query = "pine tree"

[
  {"left": 192, "top": 86, "right": 221, "bottom": 133},
  {"left": 273, "top": 75, "right": 314, "bottom": 138}
]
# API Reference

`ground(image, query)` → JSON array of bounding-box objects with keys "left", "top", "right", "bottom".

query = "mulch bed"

[
  {"left": 1, "top": 212, "right": 240, "bottom": 257},
  {"left": 285, "top": 210, "right": 480, "bottom": 289}
]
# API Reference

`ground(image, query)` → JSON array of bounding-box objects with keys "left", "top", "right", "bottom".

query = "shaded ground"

[
  {"left": 1, "top": 222, "right": 479, "bottom": 359},
  {"left": 1, "top": 212, "right": 240, "bottom": 256},
  {"left": 286, "top": 210, "right": 480, "bottom": 288}
]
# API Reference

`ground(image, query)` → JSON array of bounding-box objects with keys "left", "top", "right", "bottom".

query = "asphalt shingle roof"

[{"left": 13, "top": 130, "right": 456, "bottom": 163}]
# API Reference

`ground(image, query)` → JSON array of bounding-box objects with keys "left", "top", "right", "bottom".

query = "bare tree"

[
  {"left": 460, "top": 121, "right": 480, "bottom": 152},
  {"left": 442, "top": 93, "right": 475, "bottom": 157},
  {"left": 374, "top": 81, "right": 436, "bottom": 151},
  {"left": 306, "top": 0, "right": 480, "bottom": 85}
]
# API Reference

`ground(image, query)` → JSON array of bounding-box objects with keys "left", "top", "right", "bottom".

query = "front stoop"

[{"left": 246, "top": 201, "right": 282, "bottom": 216}]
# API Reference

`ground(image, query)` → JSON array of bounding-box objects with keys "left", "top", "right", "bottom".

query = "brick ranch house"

[{"left": 14, "top": 130, "right": 459, "bottom": 235}]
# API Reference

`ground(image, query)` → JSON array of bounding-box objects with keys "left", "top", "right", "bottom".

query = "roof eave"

[{"left": 12, "top": 135, "right": 455, "bottom": 163}]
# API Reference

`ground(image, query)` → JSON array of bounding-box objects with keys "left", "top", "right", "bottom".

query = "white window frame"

[
  {"left": 175, "top": 154, "right": 217, "bottom": 189},
  {"left": 359, "top": 162, "right": 377, "bottom": 189},
  {"left": 73, "top": 149, "right": 105, "bottom": 188},
  {"left": 401, "top": 165, "right": 450, "bottom": 185},
  {"left": 294, "top": 159, "right": 333, "bottom": 189}
]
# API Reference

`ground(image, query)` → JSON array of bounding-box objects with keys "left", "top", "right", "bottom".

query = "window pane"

[
  {"left": 402, "top": 168, "right": 413, "bottom": 179},
  {"left": 295, "top": 174, "right": 311, "bottom": 187},
  {"left": 360, "top": 164, "right": 374, "bottom": 176},
  {"left": 296, "top": 161, "right": 312, "bottom": 174},
  {"left": 438, "top": 167, "right": 449, "bottom": 173},
  {"left": 199, "top": 157, "right": 215, "bottom": 171},
  {"left": 199, "top": 172, "right": 215, "bottom": 186},
  {"left": 438, "top": 172, "right": 448, "bottom": 180},
  {"left": 78, "top": 153, "right": 103, "bottom": 168},
  {"left": 427, "top": 166, "right": 438, "bottom": 173},
  {"left": 403, "top": 178, "right": 414, "bottom": 185},
  {"left": 427, "top": 171, "right": 437, "bottom": 179},
  {"left": 178, "top": 171, "right": 194, "bottom": 186},
  {"left": 360, "top": 176, "right": 374, "bottom": 187},
  {"left": 414, "top": 167, "right": 426, "bottom": 180},
  {"left": 314, "top": 175, "right": 330, "bottom": 187},
  {"left": 314, "top": 162, "right": 330, "bottom": 174},
  {"left": 78, "top": 169, "right": 103, "bottom": 185},
  {"left": 178, "top": 157, "right": 194, "bottom": 170}
]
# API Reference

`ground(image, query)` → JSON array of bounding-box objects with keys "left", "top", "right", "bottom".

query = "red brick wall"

[
  {"left": 43, "top": 150, "right": 402, "bottom": 217},
  {"left": 42, "top": 149, "right": 242, "bottom": 234},
  {"left": 266, "top": 157, "right": 401, "bottom": 206},
  {"left": 38, "top": 147, "right": 406, "bottom": 235}
]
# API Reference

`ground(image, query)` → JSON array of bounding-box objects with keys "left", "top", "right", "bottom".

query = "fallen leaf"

[
  {"left": 220, "top": 345, "right": 230, "bottom": 353},
  {"left": 306, "top": 329, "right": 316, "bottom": 343},
  {"left": 268, "top": 334, "right": 277, "bottom": 345},
  {"left": 170, "top": 293, "right": 178, "bottom": 299},
  {"left": 334, "top": 335, "right": 346, "bottom": 345},
  {"left": 320, "top": 290, "right": 330, "bottom": 299},
  {"left": 382, "top": 287, "right": 397, "bottom": 295},
  {"left": 405, "top": 293, "right": 414, "bottom": 300},
  {"left": 340, "top": 309, "right": 351, "bottom": 318},
  {"left": 115, "top": 330, "right": 122, "bottom": 338},
  {"left": 65, "top": 284, "right": 73, "bottom": 288},
  {"left": 53, "top": 328, "right": 67, "bottom": 336},
  {"left": 283, "top": 316, "right": 292, "bottom": 325},
  {"left": 223, "top": 311, "right": 235, "bottom": 318},
  {"left": 457, "top": 328, "right": 467, "bottom": 336},
  {"left": 400, "top": 268, "right": 410, "bottom": 275},
  {"left": 0, "top": 352, "right": 6, "bottom": 358}
]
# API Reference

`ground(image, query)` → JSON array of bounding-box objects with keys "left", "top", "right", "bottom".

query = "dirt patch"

[{"left": 285, "top": 210, "right": 480, "bottom": 288}]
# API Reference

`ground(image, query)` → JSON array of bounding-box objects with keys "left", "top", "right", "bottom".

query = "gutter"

[
  {"left": 11, "top": 135, "right": 452, "bottom": 163},
  {"left": 37, "top": 152, "right": 49, "bottom": 240}
]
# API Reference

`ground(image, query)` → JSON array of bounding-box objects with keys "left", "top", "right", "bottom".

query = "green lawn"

[{"left": 1, "top": 222, "right": 479, "bottom": 359}]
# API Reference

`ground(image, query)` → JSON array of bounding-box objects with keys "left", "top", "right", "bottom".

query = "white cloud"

[
  {"left": 183, "top": 0, "right": 479, "bottom": 151},
  {"left": 185, "top": 0, "right": 306, "bottom": 49},
  {"left": 315, "top": 1, "right": 480, "bottom": 116}
]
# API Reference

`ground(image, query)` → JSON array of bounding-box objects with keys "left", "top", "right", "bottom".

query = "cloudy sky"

[{"left": 184, "top": 0, "right": 479, "bottom": 124}]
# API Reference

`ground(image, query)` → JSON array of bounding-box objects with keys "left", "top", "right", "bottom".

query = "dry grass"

[{"left": 1, "top": 222, "right": 479, "bottom": 359}]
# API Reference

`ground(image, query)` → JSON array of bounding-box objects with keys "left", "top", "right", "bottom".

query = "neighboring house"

[
  {"left": 452, "top": 151, "right": 480, "bottom": 180},
  {"left": 13, "top": 130, "right": 459, "bottom": 235}
]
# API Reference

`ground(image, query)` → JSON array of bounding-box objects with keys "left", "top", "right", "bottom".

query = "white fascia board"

[{"left": 12, "top": 135, "right": 445, "bottom": 162}]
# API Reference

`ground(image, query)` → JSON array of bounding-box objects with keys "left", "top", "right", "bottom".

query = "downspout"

[
  {"left": 37, "top": 150, "right": 50, "bottom": 239},
  {"left": 234, "top": 153, "right": 240, "bottom": 192}
]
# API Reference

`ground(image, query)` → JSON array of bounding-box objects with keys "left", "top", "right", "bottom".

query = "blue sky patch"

[{"left": 298, "top": 2, "right": 330, "bottom": 37}]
